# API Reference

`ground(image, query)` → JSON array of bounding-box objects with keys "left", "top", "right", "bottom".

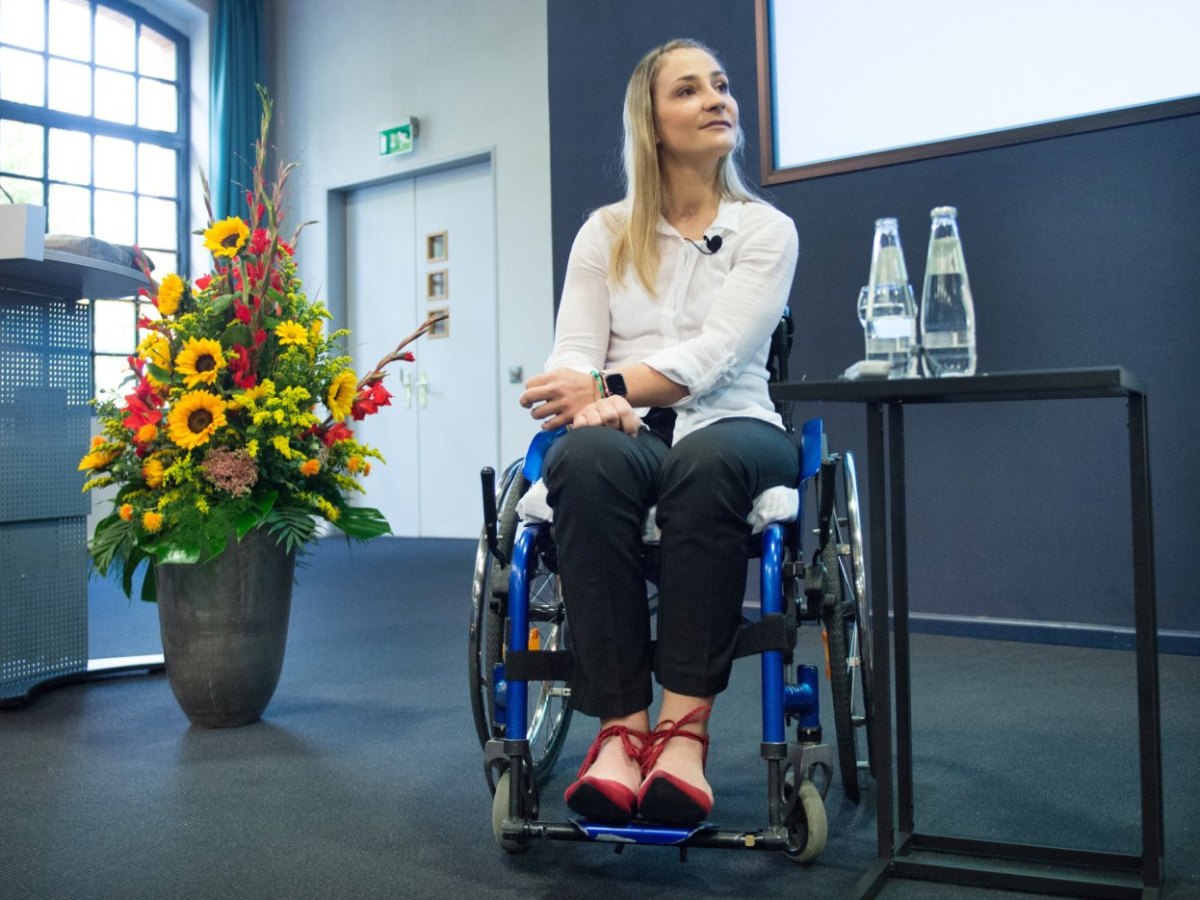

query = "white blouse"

[{"left": 547, "top": 198, "right": 800, "bottom": 443}]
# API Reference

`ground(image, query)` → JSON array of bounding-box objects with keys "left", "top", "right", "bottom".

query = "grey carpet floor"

[{"left": 2, "top": 537, "right": 1197, "bottom": 899}]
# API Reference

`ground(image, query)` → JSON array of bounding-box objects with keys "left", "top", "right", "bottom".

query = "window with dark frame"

[{"left": 0, "top": 0, "right": 189, "bottom": 399}]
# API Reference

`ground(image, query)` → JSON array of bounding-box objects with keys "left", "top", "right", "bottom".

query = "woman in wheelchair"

[{"left": 517, "top": 39, "right": 799, "bottom": 828}]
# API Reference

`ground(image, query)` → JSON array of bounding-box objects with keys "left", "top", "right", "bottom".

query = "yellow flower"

[
  {"left": 137, "top": 332, "right": 171, "bottom": 374},
  {"left": 136, "top": 423, "right": 158, "bottom": 443},
  {"left": 275, "top": 320, "right": 308, "bottom": 347},
  {"left": 156, "top": 273, "right": 184, "bottom": 316},
  {"left": 326, "top": 370, "right": 357, "bottom": 422},
  {"left": 228, "top": 381, "right": 272, "bottom": 410},
  {"left": 299, "top": 458, "right": 320, "bottom": 477},
  {"left": 310, "top": 319, "right": 323, "bottom": 340},
  {"left": 142, "top": 510, "right": 163, "bottom": 532},
  {"left": 203, "top": 217, "right": 250, "bottom": 258},
  {"left": 167, "top": 391, "right": 227, "bottom": 450},
  {"left": 195, "top": 497, "right": 209, "bottom": 515},
  {"left": 271, "top": 435, "right": 298, "bottom": 460},
  {"left": 347, "top": 455, "right": 362, "bottom": 473},
  {"left": 175, "top": 337, "right": 226, "bottom": 389},
  {"left": 143, "top": 458, "right": 165, "bottom": 488},
  {"left": 246, "top": 439, "right": 259, "bottom": 459},
  {"left": 78, "top": 447, "right": 118, "bottom": 471},
  {"left": 118, "top": 503, "right": 133, "bottom": 521}
]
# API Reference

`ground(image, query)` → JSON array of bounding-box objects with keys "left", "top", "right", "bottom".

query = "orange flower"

[
  {"left": 142, "top": 511, "right": 163, "bottom": 533},
  {"left": 142, "top": 458, "right": 165, "bottom": 488},
  {"left": 118, "top": 503, "right": 133, "bottom": 521},
  {"left": 299, "top": 458, "right": 320, "bottom": 477},
  {"left": 136, "top": 423, "right": 158, "bottom": 443}
]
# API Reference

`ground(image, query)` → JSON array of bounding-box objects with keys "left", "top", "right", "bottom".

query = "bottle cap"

[
  {"left": 930, "top": 206, "right": 957, "bottom": 218},
  {"left": 874, "top": 217, "right": 898, "bottom": 229}
]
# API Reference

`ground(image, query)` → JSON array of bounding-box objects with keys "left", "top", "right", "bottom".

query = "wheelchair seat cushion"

[{"left": 516, "top": 479, "right": 799, "bottom": 540}]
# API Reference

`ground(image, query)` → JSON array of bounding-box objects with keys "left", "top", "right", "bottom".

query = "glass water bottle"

[
  {"left": 861, "top": 217, "right": 917, "bottom": 378},
  {"left": 919, "top": 206, "right": 976, "bottom": 376}
]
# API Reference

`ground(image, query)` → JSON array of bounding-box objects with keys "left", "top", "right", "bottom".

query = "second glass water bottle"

[{"left": 919, "top": 206, "right": 977, "bottom": 376}]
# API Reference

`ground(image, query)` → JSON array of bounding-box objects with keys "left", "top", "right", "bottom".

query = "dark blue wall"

[{"left": 547, "top": 2, "right": 1200, "bottom": 639}]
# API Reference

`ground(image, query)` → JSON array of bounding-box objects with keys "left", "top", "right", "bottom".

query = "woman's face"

[{"left": 651, "top": 47, "right": 738, "bottom": 165}]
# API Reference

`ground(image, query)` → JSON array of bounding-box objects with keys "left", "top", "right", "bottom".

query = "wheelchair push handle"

[{"left": 480, "top": 467, "right": 508, "bottom": 568}]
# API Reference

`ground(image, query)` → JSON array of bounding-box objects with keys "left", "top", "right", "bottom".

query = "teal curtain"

[{"left": 210, "top": 0, "right": 267, "bottom": 222}]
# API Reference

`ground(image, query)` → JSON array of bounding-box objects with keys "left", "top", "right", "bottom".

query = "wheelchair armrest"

[
  {"left": 799, "top": 417, "right": 825, "bottom": 483},
  {"left": 521, "top": 426, "right": 569, "bottom": 483}
]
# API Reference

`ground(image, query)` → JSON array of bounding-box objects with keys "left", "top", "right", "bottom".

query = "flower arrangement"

[{"left": 81, "top": 90, "right": 440, "bottom": 600}]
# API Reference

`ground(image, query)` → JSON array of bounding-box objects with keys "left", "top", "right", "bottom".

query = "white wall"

[{"left": 269, "top": 0, "right": 554, "bottom": 471}]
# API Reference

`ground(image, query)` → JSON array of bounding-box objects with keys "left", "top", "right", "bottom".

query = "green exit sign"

[{"left": 379, "top": 119, "right": 416, "bottom": 156}]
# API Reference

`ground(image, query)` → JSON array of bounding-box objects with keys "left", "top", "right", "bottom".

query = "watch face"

[{"left": 604, "top": 372, "right": 628, "bottom": 397}]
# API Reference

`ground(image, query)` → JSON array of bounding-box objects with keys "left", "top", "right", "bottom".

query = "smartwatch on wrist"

[{"left": 603, "top": 371, "right": 627, "bottom": 398}]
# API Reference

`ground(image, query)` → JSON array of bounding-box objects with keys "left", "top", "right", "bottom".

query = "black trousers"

[{"left": 542, "top": 418, "right": 800, "bottom": 718}]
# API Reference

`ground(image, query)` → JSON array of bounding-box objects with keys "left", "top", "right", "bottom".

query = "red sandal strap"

[
  {"left": 575, "top": 724, "right": 650, "bottom": 779},
  {"left": 640, "top": 705, "right": 712, "bottom": 776}
]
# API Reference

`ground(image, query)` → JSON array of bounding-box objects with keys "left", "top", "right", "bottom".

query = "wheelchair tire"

[
  {"left": 469, "top": 461, "right": 574, "bottom": 787},
  {"left": 783, "top": 776, "right": 828, "bottom": 864},
  {"left": 820, "top": 453, "right": 873, "bottom": 804}
]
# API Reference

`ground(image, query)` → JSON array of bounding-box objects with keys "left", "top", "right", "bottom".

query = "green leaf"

[
  {"left": 336, "top": 505, "right": 392, "bottom": 541},
  {"left": 140, "top": 563, "right": 157, "bottom": 603},
  {"left": 221, "top": 323, "right": 253, "bottom": 350},
  {"left": 209, "top": 293, "right": 235, "bottom": 315},
  {"left": 153, "top": 543, "right": 202, "bottom": 565}
]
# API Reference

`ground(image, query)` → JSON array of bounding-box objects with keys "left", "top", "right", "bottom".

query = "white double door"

[{"left": 346, "top": 160, "right": 497, "bottom": 537}]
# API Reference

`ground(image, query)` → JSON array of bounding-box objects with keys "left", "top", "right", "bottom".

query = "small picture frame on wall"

[
  {"left": 427, "top": 269, "right": 448, "bottom": 301},
  {"left": 427, "top": 307, "right": 450, "bottom": 339},
  {"left": 426, "top": 230, "right": 448, "bottom": 263}
]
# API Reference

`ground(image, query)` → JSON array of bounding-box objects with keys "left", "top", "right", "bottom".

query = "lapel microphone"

[{"left": 687, "top": 234, "right": 723, "bottom": 255}]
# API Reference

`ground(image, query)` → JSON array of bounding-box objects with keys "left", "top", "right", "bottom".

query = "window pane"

[
  {"left": 93, "top": 299, "right": 134, "bottom": 353},
  {"left": 142, "top": 248, "right": 174, "bottom": 276},
  {"left": 94, "top": 68, "right": 135, "bottom": 124},
  {"left": 94, "top": 6, "right": 135, "bottom": 72},
  {"left": 49, "top": 0, "right": 92, "bottom": 62},
  {"left": 0, "top": 175, "right": 44, "bottom": 206},
  {"left": 137, "top": 78, "right": 176, "bottom": 132},
  {"left": 47, "top": 183, "right": 89, "bottom": 234},
  {"left": 137, "top": 142, "right": 175, "bottom": 196},
  {"left": 94, "top": 353, "right": 132, "bottom": 399},
  {"left": 138, "top": 196, "right": 175, "bottom": 250},
  {"left": 0, "top": 47, "right": 45, "bottom": 106},
  {"left": 94, "top": 135, "right": 134, "bottom": 191},
  {"left": 93, "top": 189, "right": 133, "bottom": 244},
  {"left": 0, "top": 120, "right": 44, "bottom": 177},
  {"left": 137, "top": 26, "right": 175, "bottom": 80},
  {"left": 48, "top": 128, "right": 90, "bottom": 183},
  {"left": 0, "top": 0, "right": 45, "bottom": 51},
  {"left": 48, "top": 58, "right": 91, "bottom": 116}
]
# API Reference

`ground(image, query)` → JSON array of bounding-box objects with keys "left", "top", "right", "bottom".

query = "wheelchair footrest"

[{"left": 501, "top": 818, "right": 790, "bottom": 851}]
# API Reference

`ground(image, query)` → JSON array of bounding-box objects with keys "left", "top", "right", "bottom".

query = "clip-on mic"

[{"left": 687, "top": 234, "right": 723, "bottom": 255}]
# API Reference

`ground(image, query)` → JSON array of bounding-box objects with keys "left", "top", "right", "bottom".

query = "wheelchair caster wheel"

[
  {"left": 491, "top": 771, "right": 530, "bottom": 854},
  {"left": 782, "top": 779, "right": 827, "bottom": 864}
]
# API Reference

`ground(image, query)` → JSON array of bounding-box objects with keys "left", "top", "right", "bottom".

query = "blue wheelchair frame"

[{"left": 482, "top": 417, "right": 838, "bottom": 856}]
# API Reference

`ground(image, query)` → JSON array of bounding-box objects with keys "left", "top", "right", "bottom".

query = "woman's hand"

[
  {"left": 572, "top": 395, "right": 641, "bottom": 435},
  {"left": 519, "top": 369, "right": 597, "bottom": 431}
]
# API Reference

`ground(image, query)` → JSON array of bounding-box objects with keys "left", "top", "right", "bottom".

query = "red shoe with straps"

[
  {"left": 563, "top": 724, "right": 649, "bottom": 825},
  {"left": 637, "top": 706, "right": 713, "bottom": 826}
]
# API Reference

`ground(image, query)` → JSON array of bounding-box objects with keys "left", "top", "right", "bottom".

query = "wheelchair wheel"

[
  {"left": 469, "top": 462, "right": 574, "bottom": 786},
  {"left": 782, "top": 773, "right": 828, "bottom": 864},
  {"left": 820, "top": 451, "right": 874, "bottom": 804}
]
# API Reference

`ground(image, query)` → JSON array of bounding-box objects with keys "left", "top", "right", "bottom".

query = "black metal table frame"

[{"left": 772, "top": 368, "right": 1163, "bottom": 898}]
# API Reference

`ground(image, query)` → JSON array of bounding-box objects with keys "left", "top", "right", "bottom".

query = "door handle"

[
  {"left": 401, "top": 371, "right": 413, "bottom": 409},
  {"left": 418, "top": 371, "right": 429, "bottom": 409}
]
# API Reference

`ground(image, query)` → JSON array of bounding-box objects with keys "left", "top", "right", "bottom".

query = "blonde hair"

[{"left": 608, "top": 39, "right": 760, "bottom": 295}]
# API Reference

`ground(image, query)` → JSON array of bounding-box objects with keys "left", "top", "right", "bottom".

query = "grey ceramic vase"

[{"left": 155, "top": 527, "right": 296, "bottom": 727}]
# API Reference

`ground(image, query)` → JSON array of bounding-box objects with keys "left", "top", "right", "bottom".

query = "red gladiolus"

[
  {"left": 229, "top": 344, "right": 256, "bottom": 389},
  {"left": 320, "top": 422, "right": 354, "bottom": 446},
  {"left": 195, "top": 274, "right": 212, "bottom": 290},
  {"left": 249, "top": 228, "right": 270, "bottom": 255},
  {"left": 400, "top": 352, "right": 415, "bottom": 362},
  {"left": 253, "top": 328, "right": 267, "bottom": 348},
  {"left": 234, "top": 300, "right": 253, "bottom": 325},
  {"left": 122, "top": 391, "right": 163, "bottom": 432},
  {"left": 351, "top": 381, "right": 392, "bottom": 420},
  {"left": 278, "top": 240, "right": 294, "bottom": 257}
]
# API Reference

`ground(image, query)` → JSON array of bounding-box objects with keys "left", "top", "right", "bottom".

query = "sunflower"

[
  {"left": 203, "top": 217, "right": 250, "bottom": 258},
  {"left": 326, "top": 370, "right": 357, "bottom": 422},
  {"left": 156, "top": 273, "right": 184, "bottom": 316},
  {"left": 175, "top": 337, "right": 227, "bottom": 389},
  {"left": 167, "top": 391, "right": 227, "bottom": 450},
  {"left": 275, "top": 320, "right": 308, "bottom": 347},
  {"left": 78, "top": 447, "right": 118, "bottom": 471}
]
